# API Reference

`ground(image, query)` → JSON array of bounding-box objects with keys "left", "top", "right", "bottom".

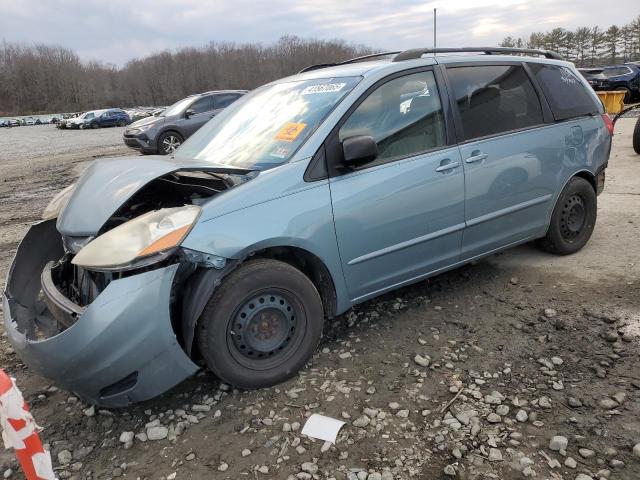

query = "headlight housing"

[
  {"left": 42, "top": 184, "right": 76, "bottom": 220},
  {"left": 72, "top": 205, "right": 201, "bottom": 271}
]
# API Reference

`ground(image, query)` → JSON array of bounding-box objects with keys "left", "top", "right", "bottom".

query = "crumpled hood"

[{"left": 56, "top": 156, "right": 250, "bottom": 236}]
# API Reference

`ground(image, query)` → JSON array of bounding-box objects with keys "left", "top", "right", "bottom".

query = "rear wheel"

[
  {"left": 536, "top": 177, "right": 597, "bottom": 255},
  {"left": 197, "top": 259, "right": 324, "bottom": 389},
  {"left": 158, "top": 131, "right": 183, "bottom": 155},
  {"left": 633, "top": 117, "right": 640, "bottom": 155},
  {"left": 614, "top": 86, "right": 632, "bottom": 104}
]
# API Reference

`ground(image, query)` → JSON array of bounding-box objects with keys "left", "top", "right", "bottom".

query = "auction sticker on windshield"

[
  {"left": 275, "top": 122, "right": 307, "bottom": 142},
  {"left": 301, "top": 83, "right": 346, "bottom": 95}
]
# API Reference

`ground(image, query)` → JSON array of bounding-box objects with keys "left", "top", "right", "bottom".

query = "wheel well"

[
  {"left": 252, "top": 246, "right": 337, "bottom": 318},
  {"left": 157, "top": 129, "right": 183, "bottom": 147},
  {"left": 574, "top": 171, "right": 596, "bottom": 192}
]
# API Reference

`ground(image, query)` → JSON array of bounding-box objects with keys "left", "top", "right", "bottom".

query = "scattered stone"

[
  {"left": 57, "top": 450, "right": 72, "bottom": 465},
  {"left": 242, "top": 449, "right": 251, "bottom": 457},
  {"left": 487, "top": 413, "right": 501, "bottom": 423},
  {"left": 516, "top": 409, "right": 528, "bottom": 422},
  {"left": 146, "top": 426, "right": 169, "bottom": 441},
  {"left": 633, "top": 443, "right": 640, "bottom": 458},
  {"left": 186, "top": 453, "right": 195, "bottom": 461},
  {"left": 413, "top": 354, "right": 430, "bottom": 367},
  {"left": 353, "top": 415, "right": 371, "bottom": 428},
  {"left": 538, "top": 396, "right": 552, "bottom": 409},
  {"left": 549, "top": 436, "right": 568, "bottom": 451},
  {"left": 579, "top": 448, "right": 595, "bottom": 459},
  {"left": 551, "top": 356, "right": 564, "bottom": 366},
  {"left": 496, "top": 405, "right": 509, "bottom": 416},
  {"left": 568, "top": 397, "right": 583, "bottom": 408},
  {"left": 599, "top": 398, "right": 619, "bottom": 410},
  {"left": 301, "top": 462, "right": 318, "bottom": 474},
  {"left": 395, "top": 409, "right": 409, "bottom": 418},
  {"left": 443, "top": 464, "right": 456, "bottom": 476},
  {"left": 565, "top": 457, "right": 577, "bottom": 468},
  {"left": 488, "top": 448, "right": 503, "bottom": 461},
  {"left": 218, "top": 462, "right": 228, "bottom": 472},
  {"left": 119, "top": 432, "right": 134, "bottom": 444},
  {"left": 257, "top": 465, "right": 269, "bottom": 474},
  {"left": 83, "top": 406, "right": 95, "bottom": 417},
  {"left": 613, "top": 392, "right": 626, "bottom": 404},
  {"left": 575, "top": 475, "right": 594, "bottom": 480},
  {"left": 544, "top": 308, "right": 557, "bottom": 318}
]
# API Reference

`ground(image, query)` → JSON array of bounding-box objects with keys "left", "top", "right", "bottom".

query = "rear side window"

[
  {"left": 214, "top": 93, "right": 241, "bottom": 109},
  {"left": 190, "top": 95, "right": 215, "bottom": 114},
  {"left": 528, "top": 63, "right": 601, "bottom": 120},
  {"left": 447, "top": 65, "right": 544, "bottom": 141}
]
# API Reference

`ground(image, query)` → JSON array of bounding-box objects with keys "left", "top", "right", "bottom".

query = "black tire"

[
  {"left": 117, "top": 120, "right": 126, "bottom": 127},
  {"left": 633, "top": 117, "right": 640, "bottom": 155},
  {"left": 536, "top": 177, "right": 597, "bottom": 255},
  {"left": 197, "top": 259, "right": 324, "bottom": 389},
  {"left": 157, "top": 131, "right": 183, "bottom": 155},
  {"left": 614, "top": 87, "right": 632, "bottom": 104},
  {"left": 90, "top": 122, "right": 98, "bottom": 129}
]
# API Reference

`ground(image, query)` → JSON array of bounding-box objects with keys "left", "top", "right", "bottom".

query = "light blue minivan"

[{"left": 3, "top": 48, "right": 612, "bottom": 406}]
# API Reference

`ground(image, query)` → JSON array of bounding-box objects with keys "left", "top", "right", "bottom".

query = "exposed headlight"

[
  {"left": 72, "top": 205, "right": 201, "bottom": 271},
  {"left": 42, "top": 184, "right": 76, "bottom": 220}
]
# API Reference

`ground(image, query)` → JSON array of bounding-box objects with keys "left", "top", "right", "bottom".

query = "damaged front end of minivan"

[{"left": 2, "top": 157, "right": 254, "bottom": 407}]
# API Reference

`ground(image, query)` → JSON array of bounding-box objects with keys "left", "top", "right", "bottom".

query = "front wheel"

[
  {"left": 536, "top": 177, "right": 597, "bottom": 255},
  {"left": 197, "top": 259, "right": 324, "bottom": 389},
  {"left": 158, "top": 131, "right": 183, "bottom": 155}
]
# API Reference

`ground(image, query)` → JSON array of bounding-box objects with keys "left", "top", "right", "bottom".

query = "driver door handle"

[{"left": 435, "top": 159, "right": 460, "bottom": 172}]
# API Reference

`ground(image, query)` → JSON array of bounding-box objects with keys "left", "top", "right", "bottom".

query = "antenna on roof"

[{"left": 433, "top": 8, "right": 437, "bottom": 50}]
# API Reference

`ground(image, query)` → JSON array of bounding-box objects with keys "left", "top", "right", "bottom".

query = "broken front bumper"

[{"left": 2, "top": 220, "right": 198, "bottom": 407}]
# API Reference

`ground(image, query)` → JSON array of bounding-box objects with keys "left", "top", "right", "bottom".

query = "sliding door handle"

[{"left": 465, "top": 152, "right": 488, "bottom": 164}]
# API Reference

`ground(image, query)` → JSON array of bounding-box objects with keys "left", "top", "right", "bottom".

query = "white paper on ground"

[{"left": 301, "top": 414, "right": 346, "bottom": 444}]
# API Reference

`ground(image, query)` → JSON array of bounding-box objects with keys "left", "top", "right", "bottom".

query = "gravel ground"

[{"left": 0, "top": 121, "right": 639, "bottom": 480}]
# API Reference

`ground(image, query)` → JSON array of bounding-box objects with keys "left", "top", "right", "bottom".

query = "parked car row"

[
  {"left": 579, "top": 62, "right": 640, "bottom": 103},
  {"left": 0, "top": 116, "right": 63, "bottom": 127},
  {"left": 56, "top": 109, "right": 132, "bottom": 129},
  {"left": 123, "top": 90, "right": 246, "bottom": 154}
]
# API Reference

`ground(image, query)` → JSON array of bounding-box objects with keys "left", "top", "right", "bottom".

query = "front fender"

[{"left": 181, "top": 180, "right": 350, "bottom": 314}]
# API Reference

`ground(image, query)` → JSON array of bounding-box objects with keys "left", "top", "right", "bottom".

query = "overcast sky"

[{"left": 1, "top": 0, "right": 637, "bottom": 66}]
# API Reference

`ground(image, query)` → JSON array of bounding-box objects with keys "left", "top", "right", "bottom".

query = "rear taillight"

[{"left": 601, "top": 113, "right": 614, "bottom": 136}]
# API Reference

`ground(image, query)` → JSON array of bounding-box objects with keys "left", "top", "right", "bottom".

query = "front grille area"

[{"left": 50, "top": 257, "right": 114, "bottom": 307}]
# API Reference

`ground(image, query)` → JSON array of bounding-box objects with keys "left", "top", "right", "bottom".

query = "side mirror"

[
  {"left": 185, "top": 109, "right": 196, "bottom": 118},
  {"left": 342, "top": 135, "right": 378, "bottom": 167}
]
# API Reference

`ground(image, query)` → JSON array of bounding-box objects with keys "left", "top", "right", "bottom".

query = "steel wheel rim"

[
  {"left": 559, "top": 193, "right": 586, "bottom": 239},
  {"left": 227, "top": 290, "right": 304, "bottom": 370},
  {"left": 162, "top": 136, "right": 181, "bottom": 153}
]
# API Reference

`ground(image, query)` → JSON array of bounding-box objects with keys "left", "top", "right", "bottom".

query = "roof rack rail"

[
  {"left": 393, "top": 47, "right": 564, "bottom": 62},
  {"left": 298, "top": 51, "right": 400, "bottom": 74}
]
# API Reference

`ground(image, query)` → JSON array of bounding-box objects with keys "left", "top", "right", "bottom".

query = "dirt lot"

[{"left": 0, "top": 121, "right": 638, "bottom": 480}]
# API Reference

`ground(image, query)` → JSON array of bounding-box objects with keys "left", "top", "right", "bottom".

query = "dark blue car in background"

[
  {"left": 85, "top": 108, "right": 131, "bottom": 128},
  {"left": 584, "top": 63, "right": 640, "bottom": 103}
]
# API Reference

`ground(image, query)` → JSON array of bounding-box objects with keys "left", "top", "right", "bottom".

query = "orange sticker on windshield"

[{"left": 275, "top": 122, "right": 306, "bottom": 142}]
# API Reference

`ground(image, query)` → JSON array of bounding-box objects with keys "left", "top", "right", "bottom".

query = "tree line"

[
  {"left": 0, "top": 36, "right": 372, "bottom": 116},
  {"left": 500, "top": 15, "right": 640, "bottom": 66}
]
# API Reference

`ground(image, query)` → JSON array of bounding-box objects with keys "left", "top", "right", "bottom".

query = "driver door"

[
  {"left": 180, "top": 95, "right": 216, "bottom": 136},
  {"left": 327, "top": 69, "right": 465, "bottom": 302}
]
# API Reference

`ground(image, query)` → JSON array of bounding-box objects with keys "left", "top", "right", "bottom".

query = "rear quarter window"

[{"left": 528, "top": 63, "right": 602, "bottom": 121}]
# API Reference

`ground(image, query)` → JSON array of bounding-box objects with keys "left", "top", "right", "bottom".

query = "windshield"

[
  {"left": 175, "top": 76, "right": 361, "bottom": 169},
  {"left": 161, "top": 97, "right": 195, "bottom": 117},
  {"left": 80, "top": 112, "right": 94, "bottom": 119}
]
